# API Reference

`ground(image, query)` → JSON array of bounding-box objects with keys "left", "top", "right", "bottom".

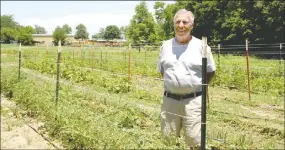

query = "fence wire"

[{"left": 1, "top": 43, "right": 284, "bottom": 149}]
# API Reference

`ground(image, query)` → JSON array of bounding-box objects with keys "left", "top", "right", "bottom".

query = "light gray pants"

[{"left": 160, "top": 95, "right": 201, "bottom": 147}]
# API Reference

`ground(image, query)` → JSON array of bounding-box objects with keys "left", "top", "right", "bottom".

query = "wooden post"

[
  {"left": 218, "top": 44, "right": 220, "bottom": 70},
  {"left": 55, "top": 40, "right": 61, "bottom": 107},
  {"left": 245, "top": 39, "right": 251, "bottom": 100},
  {"left": 128, "top": 43, "right": 131, "bottom": 80}
]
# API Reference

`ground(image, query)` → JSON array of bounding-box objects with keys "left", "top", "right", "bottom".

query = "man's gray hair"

[{"left": 173, "top": 9, "right": 195, "bottom": 25}]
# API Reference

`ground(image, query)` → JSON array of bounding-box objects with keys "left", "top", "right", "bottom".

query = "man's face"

[{"left": 174, "top": 13, "right": 192, "bottom": 38}]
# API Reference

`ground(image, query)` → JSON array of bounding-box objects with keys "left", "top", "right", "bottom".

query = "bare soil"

[{"left": 1, "top": 95, "right": 63, "bottom": 149}]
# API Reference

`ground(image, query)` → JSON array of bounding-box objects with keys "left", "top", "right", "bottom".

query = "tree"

[
  {"left": 98, "top": 28, "right": 105, "bottom": 38},
  {"left": 1, "top": 15, "right": 18, "bottom": 28},
  {"left": 253, "top": 1, "right": 284, "bottom": 43},
  {"left": 17, "top": 32, "right": 33, "bottom": 45},
  {"left": 154, "top": 2, "right": 166, "bottom": 23},
  {"left": 120, "top": 26, "right": 128, "bottom": 35},
  {"left": 154, "top": 2, "right": 167, "bottom": 42},
  {"left": 17, "top": 26, "right": 35, "bottom": 45},
  {"left": 104, "top": 25, "right": 120, "bottom": 40},
  {"left": 52, "top": 26, "right": 67, "bottom": 45},
  {"left": 175, "top": 1, "right": 285, "bottom": 44},
  {"left": 91, "top": 33, "right": 100, "bottom": 40},
  {"left": 62, "top": 24, "right": 72, "bottom": 34},
  {"left": 126, "top": 1, "right": 158, "bottom": 47},
  {"left": 92, "top": 28, "right": 105, "bottom": 39},
  {"left": 75, "top": 24, "right": 89, "bottom": 40},
  {"left": 156, "top": 3, "right": 179, "bottom": 40},
  {"left": 0, "top": 27, "right": 18, "bottom": 43},
  {"left": 34, "top": 24, "right": 47, "bottom": 34},
  {"left": 23, "top": 25, "right": 35, "bottom": 34},
  {"left": 1, "top": 15, "right": 20, "bottom": 43},
  {"left": 119, "top": 26, "right": 128, "bottom": 40}
]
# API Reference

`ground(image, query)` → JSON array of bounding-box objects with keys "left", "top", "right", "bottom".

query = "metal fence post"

[
  {"left": 279, "top": 43, "right": 282, "bottom": 76},
  {"left": 201, "top": 36, "right": 207, "bottom": 150},
  {"left": 218, "top": 44, "right": 220, "bottom": 70},
  {"left": 245, "top": 39, "right": 251, "bottom": 100}
]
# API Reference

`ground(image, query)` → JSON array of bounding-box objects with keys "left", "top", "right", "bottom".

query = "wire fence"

[{"left": 1, "top": 42, "right": 284, "bottom": 149}]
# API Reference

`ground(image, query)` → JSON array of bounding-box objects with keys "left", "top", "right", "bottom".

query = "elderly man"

[{"left": 157, "top": 9, "right": 216, "bottom": 149}]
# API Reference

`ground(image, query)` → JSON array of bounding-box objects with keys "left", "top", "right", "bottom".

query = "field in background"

[{"left": 1, "top": 44, "right": 284, "bottom": 149}]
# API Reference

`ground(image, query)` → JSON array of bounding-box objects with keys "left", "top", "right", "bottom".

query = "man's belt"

[{"left": 164, "top": 91, "right": 202, "bottom": 100}]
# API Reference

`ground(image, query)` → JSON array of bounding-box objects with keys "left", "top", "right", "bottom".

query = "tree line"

[
  {"left": 0, "top": 15, "right": 90, "bottom": 45},
  {"left": 1, "top": 1, "right": 284, "bottom": 46},
  {"left": 125, "top": 1, "right": 284, "bottom": 46}
]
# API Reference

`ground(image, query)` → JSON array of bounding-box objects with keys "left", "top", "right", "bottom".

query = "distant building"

[
  {"left": 86, "top": 39, "right": 126, "bottom": 47},
  {"left": 31, "top": 34, "right": 75, "bottom": 45}
]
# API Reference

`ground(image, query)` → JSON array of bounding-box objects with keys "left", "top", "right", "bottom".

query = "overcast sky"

[{"left": 1, "top": 1, "right": 176, "bottom": 38}]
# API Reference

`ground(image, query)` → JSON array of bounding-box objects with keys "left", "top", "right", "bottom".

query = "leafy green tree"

[
  {"left": 52, "top": 26, "right": 67, "bottom": 45},
  {"left": 175, "top": 0, "right": 284, "bottom": 44},
  {"left": 17, "top": 32, "right": 33, "bottom": 45},
  {"left": 17, "top": 26, "right": 35, "bottom": 45},
  {"left": 126, "top": 1, "right": 158, "bottom": 46},
  {"left": 34, "top": 24, "right": 47, "bottom": 34},
  {"left": 119, "top": 26, "right": 128, "bottom": 39},
  {"left": 154, "top": 2, "right": 167, "bottom": 42},
  {"left": 0, "top": 27, "right": 18, "bottom": 43},
  {"left": 75, "top": 24, "right": 89, "bottom": 40},
  {"left": 91, "top": 33, "right": 100, "bottom": 39},
  {"left": 179, "top": 1, "right": 222, "bottom": 44},
  {"left": 0, "top": 15, "right": 20, "bottom": 43},
  {"left": 98, "top": 28, "right": 105, "bottom": 38},
  {"left": 62, "top": 24, "right": 72, "bottom": 34},
  {"left": 92, "top": 28, "right": 105, "bottom": 40},
  {"left": 120, "top": 26, "right": 128, "bottom": 34},
  {"left": 160, "top": 3, "right": 179, "bottom": 40},
  {"left": 1, "top": 15, "right": 18, "bottom": 28},
  {"left": 104, "top": 25, "right": 120, "bottom": 40},
  {"left": 254, "top": 1, "right": 284, "bottom": 43},
  {"left": 23, "top": 25, "right": 35, "bottom": 34}
]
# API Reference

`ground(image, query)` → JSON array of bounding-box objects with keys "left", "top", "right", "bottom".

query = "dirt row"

[{"left": 1, "top": 95, "right": 63, "bottom": 149}]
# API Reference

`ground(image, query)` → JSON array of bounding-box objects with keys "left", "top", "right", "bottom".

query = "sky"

[{"left": 1, "top": 1, "right": 176, "bottom": 38}]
